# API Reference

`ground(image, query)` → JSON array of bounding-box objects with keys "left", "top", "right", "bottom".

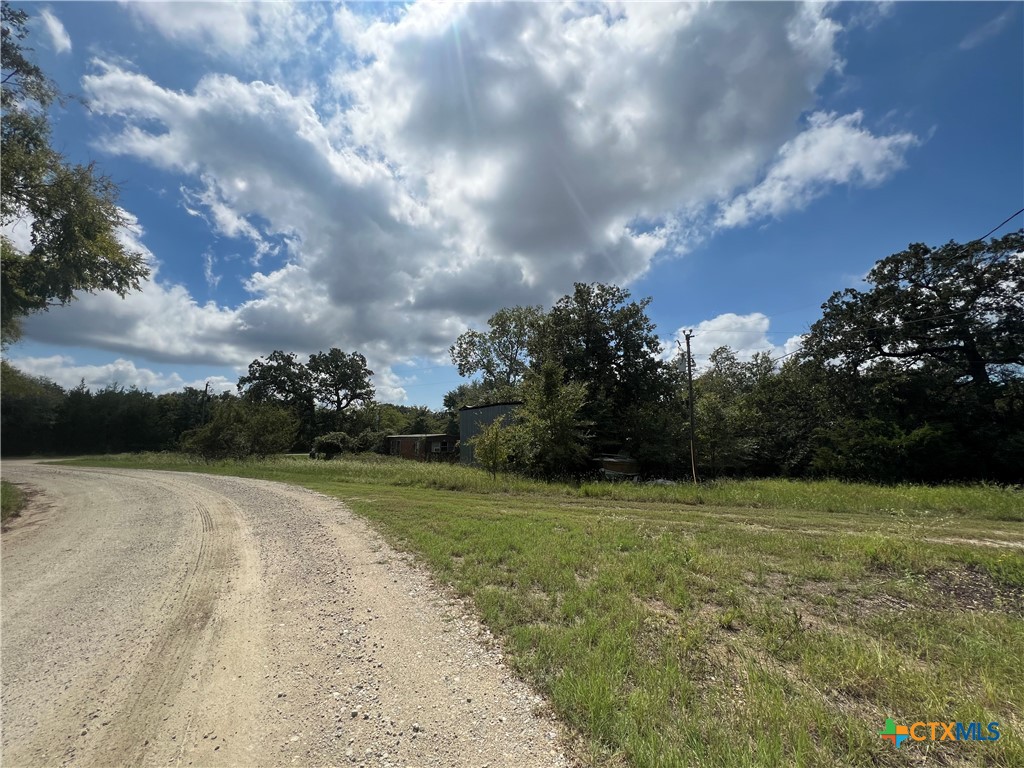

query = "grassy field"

[
  {"left": 64, "top": 454, "right": 1022, "bottom": 767},
  {"left": 1, "top": 479, "right": 27, "bottom": 528}
]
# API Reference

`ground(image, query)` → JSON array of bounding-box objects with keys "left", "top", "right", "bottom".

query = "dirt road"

[{"left": 1, "top": 463, "right": 574, "bottom": 767}]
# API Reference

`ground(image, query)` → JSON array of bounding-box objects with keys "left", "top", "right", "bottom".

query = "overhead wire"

[
  {"left": 688, "top": 208, "right": 1024, "bottom": 368},
  {"left": 410, "top": 209, "right": 1024, "bottom": 390}
]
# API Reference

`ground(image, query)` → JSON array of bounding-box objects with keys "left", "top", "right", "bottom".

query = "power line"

[
  {"left": 769, "top": 348, "right": 803, "bottom": 365},
  {"left": 766, "top": 306, "right": 1016, "bottom": 366},
  {"left": 688, "top": 210, "right": 1023, "bottom": 348},
  {"left": 763, "top": 208, "right": 1024, "bottom": 366},
  {"left": 974, "top": 207, "right": 1023, "bottom": 244},
  {"left": 865, "top": 209, "right": 1023, "bottom": 316},
  {"left": 690, "top": 307, "right": 1000, "bottom": 363}
]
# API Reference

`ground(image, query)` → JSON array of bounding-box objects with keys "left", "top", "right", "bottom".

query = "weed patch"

[{"left": 1, "top": 480, "right": 27, "bottom": 528}]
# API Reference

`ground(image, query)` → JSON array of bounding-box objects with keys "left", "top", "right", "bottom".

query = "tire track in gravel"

[
  {"left": 1, "top": 466, "right": 259, "bottom": 767},
  {"left": 90, "top": 482, "right": 239, "bottom": 767},
  {"left": 1, "top": 463, "right": 578, "bottom": 767},
  {"left": 2, "top": 465, "right": 195, "bottom": 766}
]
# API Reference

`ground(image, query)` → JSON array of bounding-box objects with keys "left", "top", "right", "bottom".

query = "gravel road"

[{"left": 1, "top": 463, "right": 575, "bottom": 767}]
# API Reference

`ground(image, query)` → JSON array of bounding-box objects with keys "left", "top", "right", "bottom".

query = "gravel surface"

[{"left": 1, "top": 463, "right": 576, "bottom": 767}]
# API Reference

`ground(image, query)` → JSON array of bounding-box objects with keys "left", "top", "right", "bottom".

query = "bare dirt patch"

[
  {"left": 923, "top": 535, "right": 1024, "bottom": 550},
  {"left": 926, "top": 566, "right": 1024, "bottom": 616}
]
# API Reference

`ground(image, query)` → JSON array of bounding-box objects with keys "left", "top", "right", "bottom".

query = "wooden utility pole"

[
  {"left": 684, "top": 330, "right": 698, "bottom": 485},
  {"left": 202, "top": 381, "right": 211, "bottom": 424}
]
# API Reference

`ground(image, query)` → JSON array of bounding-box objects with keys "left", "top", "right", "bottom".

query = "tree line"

[
  {"left": 452, "top": 232, "right": 1024, "bottom": 483},
  {"left": 0, "top": 351, "right": 449, "bottom": 460},
  {"left": 3, "top": 230, "right": 1022, "bottom": 482}
]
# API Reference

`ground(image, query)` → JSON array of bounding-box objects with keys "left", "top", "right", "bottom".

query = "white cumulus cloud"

[
  {"left": 717, "top": 111, "right": 918, "bottom": 229},
  {"left": 671, "top": 313, "right": 806, "bottom": 370},
  {"left": 9, "top": 355, "right": 235, "bottom": 394}
]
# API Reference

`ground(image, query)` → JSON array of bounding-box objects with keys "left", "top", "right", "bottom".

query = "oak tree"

[
  {"left": 803, "top": 232, "right": 1024, "bottom": 387},
  {"left": 307, "top": 348, "right": 374, "bottom": 414},
  {"left": 533, "top": 283, "right": 673, "bottom": 453}
]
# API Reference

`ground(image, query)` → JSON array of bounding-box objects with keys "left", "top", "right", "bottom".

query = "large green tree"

[
  {"left": 692, "top": 348, "right": 773, "bottom": 476},
  {"left": 237, "top": 350, "right": 315, "bottom": 447},
  {"left": 307, "top": 348, "right": 375, "bottom": 415},
  {"left": 797, "top": 232, "right": 1024, "bottom": 482},
  {"left": 445, "top": 305, "right": 543, "bottom": 418},
  {"left": 449, "top": 305, "right": 543, "bottom": 389},
  {"left": 238, "top": 351, "right": 311, "bottom": 405},
  {"left": 533, "top": 283, "right": 673, "bottom": 454},
  {"left": 1, "top": 5, "right": 148, "bottom": 341},
  {"left": 803, "top": 232, "right": 1024, "bottom": 387},
  {"left": 745, "top": 357, "right": 838, "bottom": 477}
]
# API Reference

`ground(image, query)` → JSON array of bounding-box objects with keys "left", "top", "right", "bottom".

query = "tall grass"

[{"left": 63, "top": 452, "right": 1023, "bottom": 521}]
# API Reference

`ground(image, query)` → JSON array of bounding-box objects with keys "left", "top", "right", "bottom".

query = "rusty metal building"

[{"left": 386, "top": 433, "right": 455, "bottom": 461}]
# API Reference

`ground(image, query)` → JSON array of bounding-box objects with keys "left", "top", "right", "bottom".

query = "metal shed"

[{"left": 458, "top": 402, "right": 522, "bottom": 465}]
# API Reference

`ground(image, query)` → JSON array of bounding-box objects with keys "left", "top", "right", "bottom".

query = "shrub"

[
  {"left": 310, "top": 431, "right": 357, "bottom": 459},
  {"left": 355, "top": 428, "right": 388, "bottom": 454},
  {"left": 469, "top": 419, "right": 516, "bottom": 479},
  {"left": 180, "top": 400, "right": 298, "bottom": 460},
  {"left": 310, "top": 428, "right": 389, "bottom": 458}
]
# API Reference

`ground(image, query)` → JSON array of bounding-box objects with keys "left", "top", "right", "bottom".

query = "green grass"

[
  {"left": 62, "top": 451, "right": 1023, "bottom": 521},
  {"left": 1, "top": 479, "right": 27, "bottom": 526},
  {"left": 62, "top": 453, "right": 1024, "bottom": 767}
]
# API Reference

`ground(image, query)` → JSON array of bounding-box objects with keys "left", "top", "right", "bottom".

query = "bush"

[
  {"left": 310, "top": 431, "right": 356, "bottom": 459},
  {"left": 310, "top": 428, "right": 389, "bottom": 459},
  {"left": 180, "top": 400, "right": 298, "bottom": 460},
  {"left": 355, "top": 428, "right": 388, "bottom": 454},
  {"left": 469, "top": 419, "right": 516, "bottom": 478}
]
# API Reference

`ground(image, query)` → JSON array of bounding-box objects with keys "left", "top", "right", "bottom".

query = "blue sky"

[{"left": 5, "top": 1, "right": 1022, "bottom": 407}]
